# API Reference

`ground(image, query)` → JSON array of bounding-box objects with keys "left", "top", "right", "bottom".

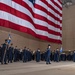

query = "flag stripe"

[
  {"left": 13, "top": 0, "right": 62, "bottom": 29},
  {"left": 0, "top": 10, "right": 62, "bottom": 39},
  {"left": 34, "top": 0, "right": 62, "bottom": 32},
  {"left": 0, "top": 3, "right": 62, "bottom": 36},
  {"left": 13, "top": 0, "right": 62, "bottom": 30},
  {"left": 0, "top": 19, "right": 62, "bottom": 44},
  {"left": 34, "top": 4, "right": 62, "bottom": 27},
  {"left": 35, "top": 0, "right": 62, "bottom": 21},
  {"left": 0, "top": 0, "right": 62, "bottom": 44},
  {"left": 13, "top": 0, "right": 34, "bottom": 16}
]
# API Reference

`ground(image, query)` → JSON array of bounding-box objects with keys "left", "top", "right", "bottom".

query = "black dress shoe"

[
  {"left": 49, "top": 62, "right": 51, "bottom": 64},
  {"left": 46, "top": 63, "right": 48, "bottom": 65},
  {"left": 1, "top": 63, "right": 3, "bottom": 65},
  {"left": 4, "top": 63, "right": 8, "bottom": 65}
]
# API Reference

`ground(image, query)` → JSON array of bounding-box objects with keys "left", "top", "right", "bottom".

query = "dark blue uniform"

[
  {"left": 54, "top": 51, "right": 56, "bottom": 61},
  {"left": 73, "top": 51, "right": 75, "bottom": 62},
  {"left": 56, "top": 50, "right": 59, "bottom": 62},
  {"left": 60, "top": 53, "right": 66, "bottom": 61},
  {"left": 8, "top": 46, "right": 14, "bottom": 63},
  {"left": 23, "top": 49, "right": 27, "bottom": 62},
  {"left": 1, "top": 43, "right": 7, "bottom": 64},
  {"left": 54, "top": 50, "right": 59, "bottom": 62},
  {"left": 67, "top": 53, "right": 72, "bottom": 61},
  {"left": 14, "top": 48, "right": 18, "bottom": 62},
  {"left": 46, "top": 48, "right": 51, "bottom": 64},
  {"left": 0, "top": 46, "right": 2, "bottom": 62},
  {"left": 36, "top": 50, "right": 41, "bottom": 62}
]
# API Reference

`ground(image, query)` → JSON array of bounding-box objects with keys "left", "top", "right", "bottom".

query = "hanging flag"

[
  {"left": 7, "top": 34, "right": 11, "bottom": 44},
  {"left": 60, "top": 46, "right": 63, "bottom": 53},
  {"left": 0, "top": 0, "right": 62, "bottom": 44}
]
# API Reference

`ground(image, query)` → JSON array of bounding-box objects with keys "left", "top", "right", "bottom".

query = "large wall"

[
  {"left": 0, "top": 26, "right": 61, "bottom": 51},
  {"left": 62, "top": 5, "right": 75, "bottom": 51},
  {"left": 1, "top": 5, "right": 75, "bottom": 51}
]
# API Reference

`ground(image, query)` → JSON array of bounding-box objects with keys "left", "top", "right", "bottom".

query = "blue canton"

[{"left": 29, "top": 0, "right": 35, "bottom": 4}]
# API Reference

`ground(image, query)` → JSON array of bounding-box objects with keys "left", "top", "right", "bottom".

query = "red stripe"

[
  {"left": 51, "top": 0, "right": 62, "bottom": 10},
  {"left": 0, "top": 19, "right": 62, "bottom": 44},
  {"left": 34, "top": 4, "right": 62, "bottom": 23},
  {"left": 0, "top": 3, "right": 34, "bottom": 26},
  {"left": 34, "top": 12, "right": 62, "bottom": 30},
  {"left": 0, "top": 0, "right": 62, "bottom": 44},
  {"left": 13, "top": 0, "right": 34, "bottom": 16},
  {"left": 58, "top": 0, "right": 62, "bottom": 6},
  {"left": 34, "top": 0, "right": 62, "bottom": 30},
  {"left": 0, "top": 3, "right": 62, "bottom": 37},
  {"left": 13, "top": 0, "right": 62, "bottom": 29},
  {"left": 35, "top": 24, "right": 62, "bottom": 37},
  {"left": 41, "top": 0, "right": 62, "bottom": 17},
  {"left": 13, "top": 0, "right": 62, "bottom": 34}
]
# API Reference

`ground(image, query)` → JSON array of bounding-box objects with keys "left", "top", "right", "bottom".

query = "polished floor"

[{"left": 0, "top": 61, "right": 75, "bottom": 75}]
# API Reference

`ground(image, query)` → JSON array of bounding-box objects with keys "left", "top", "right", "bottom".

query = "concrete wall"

[
  {"left": 1, "top": 5, "right": 75, "bottom": 51},
  {"left": 0, "top": 27, "right": 61, "bottom": 51},
  {"left": 62, "top": 5, "right": 75, "bottom": 51},
  {"left": 4, "top": 5, "right": 75, "bottom": 51}
]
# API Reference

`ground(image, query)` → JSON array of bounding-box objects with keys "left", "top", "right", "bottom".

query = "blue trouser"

[
  {"left": 14, "top": 54, "right": 17, "bottom": 62},
  {"left": 36, "top": 56, "right": 40, "bottom": 62},
  {"left": 1, "top": 52, "right": 4, "bottom": 64},
  {"left": 4, "top": 53, "right": 7, "bottom": 63},
  {"left": 23, "top": 54, "right": 27, "bottom": 62},
  {"left": 1, "top": 52, "right": 7, "bottom": 64},
  {"left": 73, "top": 54, "right": 75, "bottom": 62},
  {"left": 9, "top": 53, "right": 13, "bottom": 62},
  {"left": 46, "top": 56, "right": 50, "bottom": 64}
]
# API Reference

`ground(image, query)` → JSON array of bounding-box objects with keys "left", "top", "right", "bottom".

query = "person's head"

[
  {"left": 15, "top": 46, "right": 17, "bottom": 49},
  {"left": 0, "top": 44, "right": 2, "bottom": 47},
  {"left": 11, "top": 43, "right": 13, "bottom": 47},
  {"left": 5, "top": 39, "right": 8, "bottom": 44},
  {"left": 48, "top": 44, "right": 51, "bottom": 49},
  {"left": 74, "top": 50, "right": 75, "bottom": 53},
  {"left": 38, "top": 48, "right": 40, "bottom": 51},
  {"left": 38, "top": 48, "right": 40, "bottom": 50},
  {"left": 56, "top": 48, "right": 59, "bottom": 51},
  {"left": 24, "top": 46, "right": 26, "bottom": 49},
  {"left": 27, "top": 48, "right": 29, "bottom": 51}
]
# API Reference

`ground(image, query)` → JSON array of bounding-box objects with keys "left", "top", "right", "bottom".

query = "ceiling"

[{"left": 61, "top": 0, "right": 75, "bottom": 7}]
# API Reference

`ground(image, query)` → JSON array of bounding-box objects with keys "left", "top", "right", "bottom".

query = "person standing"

[
  {"left": 73, "top": 50, "right": 75, "bottom": 62},
  {"left": 0, "top": 45, "right": 2, "bottom": 62},
  {"left": 14, "top": 46, "right": 18, "bottom": 62},
  {"left": 46, "top": 44, "right": 51, "bottom": 64},
  {"left": 1, "top": 39, "right": 8, "bottom": 64},
  {"left": 56, "top": 48, "right": 60, "bottom": 62},
  {"left": 23, "top": 47, "right": 27, "bottom": 62},
  {"left": 8, "top": 43, "right": 14, "bottom": 63},
  {"left": 36, "top": 48, "right": 41, "bottom": 62}
]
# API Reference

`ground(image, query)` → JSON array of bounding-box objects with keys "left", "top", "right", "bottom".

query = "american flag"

[{"left": 0, "top": 0, "right": 62, "bottom": 44}]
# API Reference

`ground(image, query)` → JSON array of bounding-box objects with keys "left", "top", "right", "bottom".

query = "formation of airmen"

[{"left": 0, "top": 39, "right": 75, "bottom": 65}]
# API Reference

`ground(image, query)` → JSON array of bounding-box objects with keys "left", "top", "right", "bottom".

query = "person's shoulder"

[{"left": 2, "top": 43, "right": 6, "bottom": 46}]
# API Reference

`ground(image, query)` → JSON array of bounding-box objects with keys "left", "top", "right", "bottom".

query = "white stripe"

[
  {"left": 23, "top": 0, "right": 34, "bottom": 11},
  {"left": 35, "top": 0, "right": 62, "bottom": 21},
  {"left": 0, "top": 11, "right": 62, "bottom": 40},
  {"left": 12, "top": 1, "right": 34, "bottom": 21},
  {"left": 0, "top": 0, "right": 34, "bottom": 21},
  {"left": 1, "top": 0, "right": 62, "bottom": 29},
  {"left": 49, "top": 0, "right": 62, "bottom": 14},
  {"left": 54, "top": 0, "right": 62, "bottom": 8},
  {"left": 34, "top": 8, "right": 62, "bottom": 27},
  {"left": 0, "top": 0, "right": 11, "bottom": 5},
  {"left": 34, "top": 18, "right": 62, "bottom": 34},
  {"left": 12, "top": 1, "right": 62, "bottom": 31}
]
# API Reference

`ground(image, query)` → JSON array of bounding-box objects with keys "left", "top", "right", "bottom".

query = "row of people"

[{"left": 0, "top": 40, "right": 75, "bottom": 65}]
